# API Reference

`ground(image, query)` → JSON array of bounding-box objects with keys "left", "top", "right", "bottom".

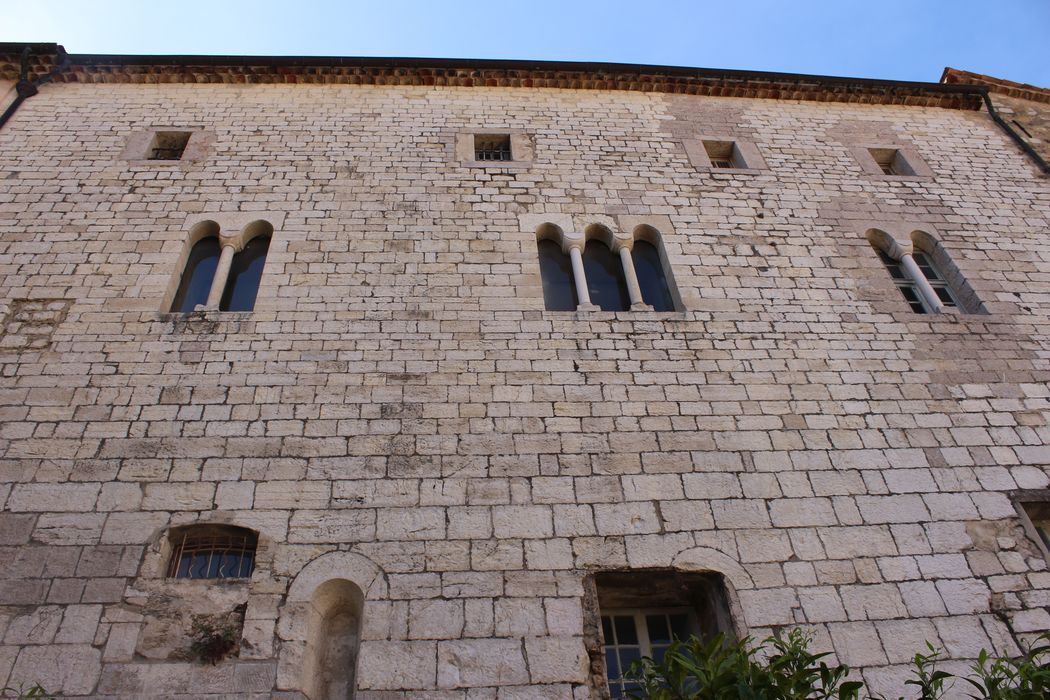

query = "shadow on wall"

[{"left": 302, "top": 579, "right": 364, "bottom": 700}]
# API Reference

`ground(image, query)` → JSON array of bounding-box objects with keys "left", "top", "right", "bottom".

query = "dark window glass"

[
  {"left": 877, "top": 250, "right": 907, "bottom": 280},
  {"left": 934, "top": 286, "right": 957, "bottom": 306},
  {"left": 876, "top": 248, "right": 936, "bottom": 313},
  {"left": 899, "top": 285, "right": 927, "bottom": 314},
  {"left": 614, "top": 615, "right": 639, "bottom": 645},
  {"left": 584, "top": 240, "right": 630, "bottom": 312},
  {"left": 632, "top": 240, "right": 675, "bottom": 311},
  {"left": 912, "top": 252, "right": 959, "bottom": 308},
  {"left": 221, "top": 236, "right": 270, "bottom": 312},
  {"left": 603, "top": 614, "right": 642, "bottom": 699},
  {"left": 170, "top": 237, "right": 221, "bottom": 312},
  {"left": 912, "top": 252, "right": 942, "bottom": 281},
  {"left": 537, "top": 239, "right": 577, "bottom": 311}
]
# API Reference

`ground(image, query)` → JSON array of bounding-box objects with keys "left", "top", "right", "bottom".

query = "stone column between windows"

[
  {"left": 205, "top": 243, "right": 237, "bottom": 308},
  {"left": 617, "top": 245, "right": 650, "bottom": 310},
  {"left": 899, "top": 252, "right": 944, "bottom": 313},
  {"left": 568, "top": 245, "right": 593, "bottom": 308}
]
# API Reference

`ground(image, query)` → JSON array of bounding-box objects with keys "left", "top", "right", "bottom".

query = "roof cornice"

[
  {"left": 941, "top": 67, "right": 1050, "bottom": 105},
  {"left": 1, "top": 43, "right": 985, "bottom": 110}
]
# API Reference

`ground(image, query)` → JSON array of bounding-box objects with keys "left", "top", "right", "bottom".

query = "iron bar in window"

[
  {"left": 167, "top": 528, "right": 257, "bottom": 579},
  {"left": 474, "top": 134, "right": 512, "bottom": 161}
]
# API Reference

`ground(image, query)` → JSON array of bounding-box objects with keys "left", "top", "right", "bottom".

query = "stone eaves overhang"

[{"left": 1, "top": 43, "right": 985, "bottom": 110}]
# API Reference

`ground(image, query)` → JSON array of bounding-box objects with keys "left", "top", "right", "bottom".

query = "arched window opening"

[
  {"left": 911, "top": 251, "right": 958, "bottom": 309},
  {"left": 170, "top": 236, "right": 221, "bottom": 312},
  {"left": 537, "top": 238, "right": 578, "bottom": 311},
  {"left": 303, "top": 579, "right": 364, "bottom": 700},
  {"left": 875, "top": 248, "right": 927, "bottom": 314},
  {"left": 632, "top": 240, "right": 675, "bottom": 312},
  {"left": 221, "top": 236, "right": 270, "bottom": 312},
  {"left": 874, "top": 243, "right": 961, "bottom": 315},
  {"left": 166, "top": 524, "right": 258, "bottom": 579},
  {"left": 584, "top": 239, "right": 630, "bottom": 312}
]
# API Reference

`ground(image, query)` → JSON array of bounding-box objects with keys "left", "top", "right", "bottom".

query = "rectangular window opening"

[
  {"left": 702, "top": 140, "right": 740, "bottom": 169},
  {"left": 149, "top": 131, "right": 192, "bottom": 161},
  {"left": 868, "top": 147, "right": 914, "bottom": 176},
  {"left": 596, "top": 571, "right": 734, "bottom": 698},
  {"left": 474, "top": 134, "right": 512, "bottom": 162}
]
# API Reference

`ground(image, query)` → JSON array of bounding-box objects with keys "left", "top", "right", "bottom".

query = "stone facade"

[{"left": 1, "top": 47, "right": 1050, "bottom": 698}]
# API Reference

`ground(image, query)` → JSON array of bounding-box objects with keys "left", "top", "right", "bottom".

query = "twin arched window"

[
  {"left": 170, "top": 221, "right": 272, "bottom": 313},
  {"left": 868, "top": 229, "right": 978, "bottom": 315},
  {"left": 538, "top": 225, "right": 677, "bottom": 312}
]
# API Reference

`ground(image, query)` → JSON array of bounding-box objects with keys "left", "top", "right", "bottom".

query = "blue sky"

[{"left": 6, "top": 0, "right": 1050, "bottom": 86}]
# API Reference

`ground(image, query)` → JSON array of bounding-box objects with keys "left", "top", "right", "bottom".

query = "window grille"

[
  {"left": 702, "top": 140, "right": 739, "bottom": 168},
  {"left": 167, "top": 526, "right": 257, "bottom": 579},
  {"left": 602, "top": 609, "right": 696, "bottom": 698},
  {"left": 474, "top": 134, "right": 512, "bottom": 161},
  {"left": 149, "top": 131, "right": 192, "bottom": 161}
]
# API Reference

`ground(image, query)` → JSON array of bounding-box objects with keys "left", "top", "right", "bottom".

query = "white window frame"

[
  {"left": 601, "top": 607, "right": 698, "bottom": 697},
  {"left": 876, "top": 248, "right": 958, "bottom": 314}
]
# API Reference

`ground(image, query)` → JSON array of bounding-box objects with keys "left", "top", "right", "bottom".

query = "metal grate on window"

[
  {"left": 474, "top": 134, "right": 512, "bottom": 161},
  {"left": 167, "top": 527, "right": 257, "bottom": 579},
  {"left": 702, "top": 140, "right": 739, "bottom": 169},
  {"left": 150, "top": 146, "right": 185, "bottom": 160},
  {"left": 869, "top": 148, "right": 906, "bottom": 176}
]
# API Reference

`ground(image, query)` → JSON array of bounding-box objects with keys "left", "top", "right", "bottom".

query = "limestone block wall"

[
  {"left": 990, "top": 93, "right": 1050, "bottom": 166},
  {"left": 0, "top": 80, "right": 1049, "bottom": 698}
]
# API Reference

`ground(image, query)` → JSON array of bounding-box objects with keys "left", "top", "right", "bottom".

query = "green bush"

[
  {"left": 624, "top": 629, "right": 862, "bottom": 700},
  {"left": 0, "top": 685, "right": 53, "bottom": 699},
  {"left": 623, "top": 629, "right": 1050, "bottom": 700}
]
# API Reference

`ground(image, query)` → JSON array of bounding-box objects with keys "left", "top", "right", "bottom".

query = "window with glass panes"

[
  {"left": 911, "top": 251, "right": 958, "bottom": 309},
  {"left": 876, "top": 250, "right": 927, "bottom": 313},
  {"left": 167, "top": 526, "right": 257, "bottom": 579},
  {"left": 601, "top": 609, "right": 696, "bottom": 698}
]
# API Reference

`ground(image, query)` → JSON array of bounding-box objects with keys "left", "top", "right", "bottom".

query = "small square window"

[
  {"left": 702, "top": 140, "right": 741, "bottom": 169},
  {"left": 474, "top": 134, "right": 512, "bottom": 162},
  {"left": 868, "top": 147, "right": 915, "bottom": 176},
  {"left": 149, "top": 131, "right": 192, "bottom": 161}
]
